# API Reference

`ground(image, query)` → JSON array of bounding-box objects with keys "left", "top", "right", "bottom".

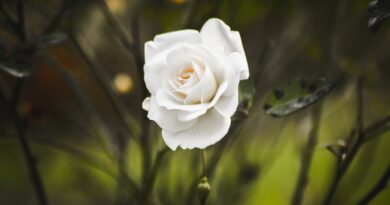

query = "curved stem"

[
  {"left": 358, "top": 165, "right": 390, "bottom": 205},
  {"left": 322, "top": 77, "right": 364, "bottom": 205}
]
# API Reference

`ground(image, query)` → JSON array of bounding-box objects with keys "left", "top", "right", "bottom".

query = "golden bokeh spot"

[
  {"left": 106, "top": 0, "right": 125, "bottom": 12},
  {"left": 114, "top": 73, "right": 133, "bottom": 94},
  {"left": 171, "top": 0, "right": 187, "bottom": 5}
]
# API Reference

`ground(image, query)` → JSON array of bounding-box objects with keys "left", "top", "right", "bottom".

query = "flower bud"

[{"left": 197, "top": 176, "right": 211, "bottom": 205}]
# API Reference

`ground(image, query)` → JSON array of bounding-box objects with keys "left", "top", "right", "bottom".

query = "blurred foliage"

[{"left": 0, "top": 0, "right": 389, "bottom": 205}]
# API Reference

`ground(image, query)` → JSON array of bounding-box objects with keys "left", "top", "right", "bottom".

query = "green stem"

[
  {"left": 201, "top": 149, "right": 207, "bottom": 177},
  {"left": 143, "top": 147, "right": 170, "bottom": 201}
]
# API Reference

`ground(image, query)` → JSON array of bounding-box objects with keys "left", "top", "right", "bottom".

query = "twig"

[
  {"left": 69, "top": 32, "right": 139, "bottom": 138},
  {"left": 43, "top": 0, "right": 79, "bottom": 34},
  {"left": 291, "top": 105, "right": 322, "bottom": 205},
  {"left": 1, "top": 1, "right": 49, "bottom": 204},
  {"left": 16, "top": 0, "right": 27, "bottom": 42},
  {"left": 0, "top": 3, "right": 19, "bottom": 33},
  {"left": 144, "top": 147, "right": 170, "bottom": 199},
  {"left": 185, "top": 122, "right": 242, "bottom": 205},
  {"left": 42, "top": 55, "right": 119, "bottom": 160},
  {"left": 322, "top": 77, "right": 364, "bottom": 205},
  {"left": 358, "top": 165, "right": 390, "bottom": 205},
  {"left": 182, "top": 0, "right": 201, "bottom": 28}
]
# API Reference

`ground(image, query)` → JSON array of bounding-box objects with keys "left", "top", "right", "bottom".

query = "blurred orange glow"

[
  {"left": 106, "top": 0, "right": 126, "bottom": 12},
  {"left": 171, "top": 0, "right": 187, "bottom": 4},
  {"left": 113, "top": 73, "right": 133, "bottom": 94}
]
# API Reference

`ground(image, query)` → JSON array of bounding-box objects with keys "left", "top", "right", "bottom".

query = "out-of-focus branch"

[
  {"left": 42, "top": 55, "right": 118, "bottom": 158},
  {"left": 291, "top": 104, "right": 322, "bottom": 205},
  {"left": 185, "top": 122, "right": 243, "bottom": 205},
  {"left": 143, "top": 147, "right": 170, "bottom": 200},
  {"left": 323, "top": 77, "right": 365, "bottom": 205},
  {"left": 69, "top": 32, "right": 139, "bottom": 139},
  {"left": 358, "top": 165, "right": 390, "bottom": 205},
  {"left": 0, "top": 3, "right": 19, "bottom": 34}
]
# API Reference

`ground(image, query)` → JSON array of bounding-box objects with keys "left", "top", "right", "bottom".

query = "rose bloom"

[{"left": 142, "top": 18, "right": 249, "bottom": 150}]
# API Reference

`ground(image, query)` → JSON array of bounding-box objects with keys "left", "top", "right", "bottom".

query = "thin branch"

[
  {"left": 322, "top": 77, "right": 364, "bottom": 205},
  {"left": 42, "top": 55, "right": 118, "bottom": 159},
  {"left": 291, "top": 105, "right": 322, "bottom": 205},
  {"left": 185, "top": 122, "right": 242, "bottom": 205},
  {"left": 0, "top": 3, "right": 19, "bottom": 33},
  {"left": 144, "top": 147, "right": 170, "bottom": 199},
  {"left": 16, "top": 0, "right": 27, "bottom": 42},
  {"left": 69, "top": 32, "right": 139, "bottom": 139},
  {"left": 358, "top": 165, "right": 390, "bottom": 205}
]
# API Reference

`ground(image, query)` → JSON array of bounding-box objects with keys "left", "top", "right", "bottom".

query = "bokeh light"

[{"left": 113, "top": 73, "right": 133, "bottom": 94}]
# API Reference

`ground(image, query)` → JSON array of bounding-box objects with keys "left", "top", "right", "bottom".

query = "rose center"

[{"left": 177, "top": 67, "right": 194, "bottom": 85}]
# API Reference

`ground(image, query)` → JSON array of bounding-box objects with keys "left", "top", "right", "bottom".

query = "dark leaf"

[
  {"left": 0, "top": 49, "right": 36, "bottom": 78},
  {"left": 263, "top": 78, "right": 335, "bottom": 117},
  {"left": 368, "top": 0, "right": 390, "bottom": 32},
  {"left": 34, "top": 32, "right": 68, "bottom": 48}
]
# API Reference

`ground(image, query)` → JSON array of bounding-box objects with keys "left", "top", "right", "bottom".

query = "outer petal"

[
  {"left": 145, "top": 30, "right": 201, "bottom": 63},
  {"left": 162, "top": 108, "right": 230, "bottom": 150},
  {"left": 200, "top": 18, "right": 249, "bottom": 79},
  {"left": 144, "top": 53, "right": 165, "bottom": 95},
  {"left": 229, "top": 52, "right": 249, "bottom": 80},
  {"left": 147, "top": 97, "right": 197, "bottom": 133},
  {"left": 214, "top": 90, "right": 239, "bottom": 117}
]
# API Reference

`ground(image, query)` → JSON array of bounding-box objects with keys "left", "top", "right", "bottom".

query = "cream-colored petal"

[
  {"left": 214, "top": 91, "right": 239, "bottom": 117},
  {"left": 162, "top": 108, "right": 230, "bottom": 150},
  {"left": 145, "top": 30, "right": 201, "bottom": 62},
  {"left": 147, "top": 97, "right": 197, "bottom": 133},
  {"left": 142, "top": 97, "right": 151, "bottom": 111}
]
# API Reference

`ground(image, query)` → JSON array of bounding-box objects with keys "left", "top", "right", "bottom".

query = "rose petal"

[
  {"left": 162, "top": 108, "right": 230, "bottom": 150},
  {"left": 200, "top": 18, "right": 249, "bottom": 79},
  {"left": 142, "top": 97, "right": 151, "bottom": 111},
  {"left": 147, "top": 97, "right": 197, "bottom": 133},
  {"left": 156, "top": 90, "right": 208, "bottom": 112},
  {"left": 184, "top": 65, "right": 217, "bottom": 104},
  {"left": 229, "top": 52, "right": 249, "bottom": 80},
  {"left": 214, "top": 90, "right": 239, "bottom": 117},
  {"left": 145, "top": 30, "right": 201, "bottom": 63},
  {"left": 177, "top": 82, "right": 228, "bottom": 122}
]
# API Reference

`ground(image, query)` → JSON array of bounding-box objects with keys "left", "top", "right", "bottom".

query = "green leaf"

[{"left": 263, "top": 78, "right": 335, "bottom": 117}]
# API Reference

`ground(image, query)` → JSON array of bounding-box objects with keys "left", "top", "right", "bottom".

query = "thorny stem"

[{"left": 291, "top": 104, "right": 322, "bottom": 205}]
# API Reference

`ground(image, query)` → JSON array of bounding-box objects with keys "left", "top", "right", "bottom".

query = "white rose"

[{"left": 142, "top": 18, "right": 249, "bottom": 150}]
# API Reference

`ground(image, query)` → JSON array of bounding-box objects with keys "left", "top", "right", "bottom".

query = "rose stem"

[
  {"left": 201, "top": 149, "right": 208, "bottom": 177},
  {"left": 144, "top": 147, "right": 170, "bottom": 200}
]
